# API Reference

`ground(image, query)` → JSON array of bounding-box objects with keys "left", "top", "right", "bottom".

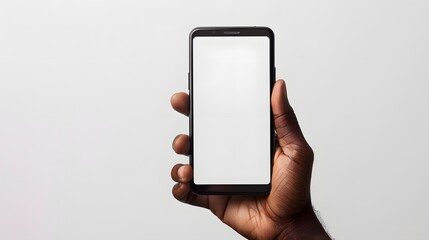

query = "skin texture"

[{"left": 170, "top": 80, "right": 330, "bottom": 239}]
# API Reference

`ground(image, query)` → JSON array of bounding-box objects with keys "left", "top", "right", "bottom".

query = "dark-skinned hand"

[{"left": 171, "top": 80, "right": 330, "bottom": 240}]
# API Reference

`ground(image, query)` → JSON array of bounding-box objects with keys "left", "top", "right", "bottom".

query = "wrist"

[{"left": 276, "top": 204, "right": 331, "bottom": 240}]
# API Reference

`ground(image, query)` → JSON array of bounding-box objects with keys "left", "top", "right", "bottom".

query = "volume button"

[{"left": 188, "top": 72, "right": 190, "bottom": 90}]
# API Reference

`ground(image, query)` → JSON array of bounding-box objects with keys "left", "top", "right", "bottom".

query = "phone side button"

[{"left": 188, "top": 72, "right": 190, "bottom": 90}]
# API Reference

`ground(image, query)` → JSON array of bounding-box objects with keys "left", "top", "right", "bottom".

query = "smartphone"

[{"left": 189, "top": 27, "right": 275, "bottom": 195}]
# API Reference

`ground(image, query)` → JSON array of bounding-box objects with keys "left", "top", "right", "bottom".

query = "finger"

[
  {"left": 171, "top": 92, "right": 190, "bottom": 116},
  {"left": 172, "top": 182, "right": 209, "bottom": 209},
  {"left": 271, "top": 80, "right": 306, "bottom": 148},
  {"left": 172, "top": 134, "right": 190, "bottom": 155},
  {"left": 171, "top": 164, "right": 192, "bottom": 183},
  {"left": 171, "top": 164, "right": 231, "bottom": 219},
  {"left": 170, "top": 164, "right": 209, "bottom": 209}
]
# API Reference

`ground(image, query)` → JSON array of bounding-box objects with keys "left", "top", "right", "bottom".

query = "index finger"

[{"left": 170, "top": 92, "right": 190, "bottom": 116}]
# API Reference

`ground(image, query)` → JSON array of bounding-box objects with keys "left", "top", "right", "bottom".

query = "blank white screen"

[{"left": 193, "top": 36, "right": 270, "bottom": 185}]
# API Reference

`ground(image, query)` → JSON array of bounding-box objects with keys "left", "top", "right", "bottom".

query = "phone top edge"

[{"left": 190, "top": 26, "right": 274, "bottom": 39}]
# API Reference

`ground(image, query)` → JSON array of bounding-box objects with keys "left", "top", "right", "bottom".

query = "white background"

[
  {"left": 193, "top": 37, "right": 270, "bottom": 184},
  {"left": 0, "top": 0, "right": 428, "bottom": 239}
]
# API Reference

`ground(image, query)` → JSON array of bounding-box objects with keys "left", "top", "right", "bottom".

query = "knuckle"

[
  {"left": 285, "top": 143, "right": 314, "bottom": 168},
  {"left": 274, "top": 111, "right": 299, "bottom": 139}
]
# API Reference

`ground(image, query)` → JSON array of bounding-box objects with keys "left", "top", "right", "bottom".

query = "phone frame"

[{"left": 188, "top": 26, "right": 275, "bottom": 195}]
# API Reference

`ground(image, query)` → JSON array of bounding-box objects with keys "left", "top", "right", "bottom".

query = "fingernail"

[
  {"left": 281, "top": 80, "right": 286, "bottom": 99},
  {"left": 178, "top": 165, "right": 185, "bottom": 180}
]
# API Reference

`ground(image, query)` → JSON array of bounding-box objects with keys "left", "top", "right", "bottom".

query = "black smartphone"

[{"left": 189, "top": 27, "right": 275, "bottom": 195}]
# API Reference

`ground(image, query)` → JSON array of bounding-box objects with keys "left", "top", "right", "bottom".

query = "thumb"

[{"left": 271, "top": 80, "right": 306, "bottom": 148}]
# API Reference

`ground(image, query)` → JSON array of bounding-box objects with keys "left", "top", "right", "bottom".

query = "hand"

[{"left": 170, "top": 80, "right": 330, "bottom": 239}]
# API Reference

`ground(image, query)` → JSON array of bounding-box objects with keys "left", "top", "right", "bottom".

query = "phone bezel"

[{"left": 189, "top": 27, "right": 275, "bottom": 195}]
